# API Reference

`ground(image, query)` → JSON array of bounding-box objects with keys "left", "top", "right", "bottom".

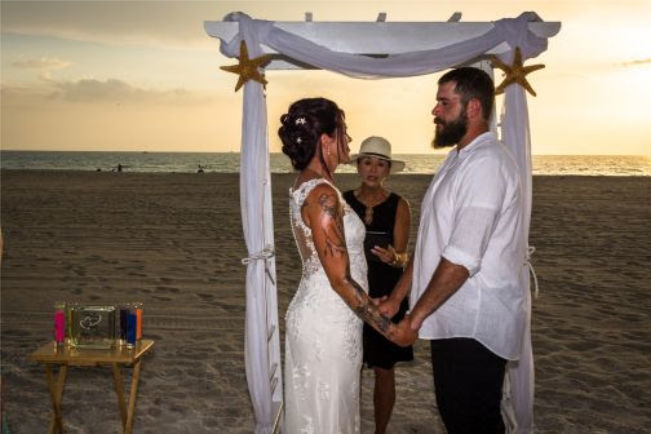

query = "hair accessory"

[{"left": 295, "top": 117, "right": 306, "bottom": 126}]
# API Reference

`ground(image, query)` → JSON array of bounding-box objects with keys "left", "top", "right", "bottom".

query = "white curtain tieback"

[
  {"left": 524, "top": 245, "right": 539, "bottom": 299},
  {"left": 242, "top": 247, "right": 276, "bottom": 285}
]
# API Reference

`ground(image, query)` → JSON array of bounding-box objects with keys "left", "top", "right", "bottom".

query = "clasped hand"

[
  {"left": 374, "top": 297, "right": 418, "bottom": 347},
  {"left": 391, "top": 315, "right": 418, "bottom": 347}
]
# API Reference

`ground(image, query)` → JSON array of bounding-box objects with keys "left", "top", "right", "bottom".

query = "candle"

[
  {"left": 134, "top": 302, "right": 143, "bottom": 341},
  {"left": 54, "top": 302, "right": 66, "bottom": 345},
  {"left": 126, "top": 310, "right": 137, "bottom": 349}
]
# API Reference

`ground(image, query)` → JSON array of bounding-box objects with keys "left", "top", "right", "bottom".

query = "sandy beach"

[{"left": 1, "top": 170, "right": 649, "bottom": 433}]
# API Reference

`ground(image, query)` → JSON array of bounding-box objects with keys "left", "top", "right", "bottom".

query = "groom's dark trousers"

[{"left": 430, "top": 338, "right": 507, "bottom": 434}]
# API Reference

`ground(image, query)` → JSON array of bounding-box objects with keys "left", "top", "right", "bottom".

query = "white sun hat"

[{"left": 349, "top": 136, "right": 405, "bottom": 173}]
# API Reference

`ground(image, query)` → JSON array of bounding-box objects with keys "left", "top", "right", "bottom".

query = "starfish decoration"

[
  {"left": 490, "top": 47, "right": 545, "bottom": 97},
  {"left": 220, "top": 40, "right": 272, "bottom": 92}
]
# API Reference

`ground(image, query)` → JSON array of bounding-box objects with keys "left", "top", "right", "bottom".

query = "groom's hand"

[{"left": 391, "top": 316, "right": 417, "bottom": 347}]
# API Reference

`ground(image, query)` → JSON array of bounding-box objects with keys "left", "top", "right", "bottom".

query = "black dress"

[{"left": 343, "top": 190, "right": 414, "bottom": 369}]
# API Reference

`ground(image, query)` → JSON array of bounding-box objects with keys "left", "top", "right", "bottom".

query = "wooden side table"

[{"left": 29, "top": 339, "right": 155, "bottom": 434}]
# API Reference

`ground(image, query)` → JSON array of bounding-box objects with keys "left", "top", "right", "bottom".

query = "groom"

[{"left": 384, "top": 67, "right": 527, "bottom": 433}]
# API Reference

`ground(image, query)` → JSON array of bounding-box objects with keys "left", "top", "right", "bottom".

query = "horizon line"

[{"left": 1, "top": 149, "right": 649, "bottom": 158}]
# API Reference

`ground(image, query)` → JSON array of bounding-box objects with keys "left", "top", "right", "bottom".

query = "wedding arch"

[{"left": 204, "top": 11, "right": 560, "bottom": 434}]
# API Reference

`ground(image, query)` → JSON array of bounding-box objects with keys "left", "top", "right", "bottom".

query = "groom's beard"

[{"left": 432, "top": 112, "right": 468, "bottom": 148}]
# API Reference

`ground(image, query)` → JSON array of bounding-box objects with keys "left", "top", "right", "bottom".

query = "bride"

[{"left": 278, "top": 97, "right": 415, "bottom": 433}]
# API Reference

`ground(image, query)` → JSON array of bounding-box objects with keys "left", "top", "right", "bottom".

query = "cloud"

[
  {"left": 618, "top": 58, "right": 651, "bottom": 67},
  {"left": 2, "top": 77, "right": 214, "bottom": 106},
  {"left": 1, "top": 1, "right": 222, "bottom": 50},
  {"left": 48, "top": 78, "right": 213, "bottom": 105},
  {"left": 12, "top": 57, "right": 71, "bottom": 70},
  {"left": 1, "top": 84, "right": 52, "bottom": 102}
]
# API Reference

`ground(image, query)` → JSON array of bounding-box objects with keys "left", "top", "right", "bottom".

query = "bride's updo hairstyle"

[{"left": 278, "top": 97, "right": 343, "bottom": 171}]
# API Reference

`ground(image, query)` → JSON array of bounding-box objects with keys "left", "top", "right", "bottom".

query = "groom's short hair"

[{"left": 439, "top": 67, "right": 495, "bottom": 122}]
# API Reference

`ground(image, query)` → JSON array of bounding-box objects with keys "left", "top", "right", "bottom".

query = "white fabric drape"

[
  {"left": 495, "top": 17, "right": 544, "bottom": 428},
  {"left": 231, "top": 16, "right": 277, "bottom": 434},
  {"left": 218, "top": 11, "right": 548, "bottom": 433},
  {"left": 499, "top": 69, "right": 536, "bottom": 434}
]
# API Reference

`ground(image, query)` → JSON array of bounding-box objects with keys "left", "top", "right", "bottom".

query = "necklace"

[{"left": 355, "top": 189, "right": 388, "bottom": 225}]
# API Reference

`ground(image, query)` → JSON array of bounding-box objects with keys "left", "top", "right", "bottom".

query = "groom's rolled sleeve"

[
  {"left": 441, "top": 158, "right": 505, "bottom": 277},
  {"left": 442, "top": 206, "right": 500, "bottom": 276}
]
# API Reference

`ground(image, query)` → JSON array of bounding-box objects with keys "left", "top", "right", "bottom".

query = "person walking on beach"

[
  {"left": 279, "top": 97, "right": 413, "bottom": 433},
  {"left": 380, "top": 67, "right": 527, "bottom": 433},
  {"left": 343, "top": 136, "right": 413, "bottom": 434}
]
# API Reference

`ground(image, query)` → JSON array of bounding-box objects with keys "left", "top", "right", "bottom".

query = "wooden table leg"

[
  {"left": 124, "top": 359, "right": 142, "bottom": 434},
  {"left": 111, "top": 363, "right": 128, "bottom": 429},
  {"left": 45, "top": 364, "right": 67, "bottom": 434}
]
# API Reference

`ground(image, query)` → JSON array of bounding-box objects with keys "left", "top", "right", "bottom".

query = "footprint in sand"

[
  {"left": 155, "top": 286, "right": 180, "bottom": 294},
  {"left": 153, "top": 295, "right": 172, "bottom": 301}
]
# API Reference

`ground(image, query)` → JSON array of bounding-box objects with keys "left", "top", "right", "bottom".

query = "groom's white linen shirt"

[{"left": 410, "top": 132, "right": 526, "bottom": 360}]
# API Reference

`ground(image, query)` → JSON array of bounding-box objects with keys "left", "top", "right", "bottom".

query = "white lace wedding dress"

[{"left": 284, "top": 178, "right": 368, "bottom": 434}]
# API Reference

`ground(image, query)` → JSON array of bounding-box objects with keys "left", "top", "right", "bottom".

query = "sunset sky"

[{"left": 1, "top": 0, "right": 650, "bottom": 155}]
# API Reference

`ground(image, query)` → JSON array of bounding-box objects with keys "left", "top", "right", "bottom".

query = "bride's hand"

[
  {"left": 378, "top": 297, "right": 400, "bottom": 319},
  {"left": 370, "top": 295, "right": 388, "bottom": 306}
]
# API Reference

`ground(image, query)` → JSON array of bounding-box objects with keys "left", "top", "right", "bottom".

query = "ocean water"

[{"left": 1, "top": 151, "right": 649, "bottom": 176}]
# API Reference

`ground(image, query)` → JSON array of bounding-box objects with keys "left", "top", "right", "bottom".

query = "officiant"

[{"left": 343, "top": 136, "right": 413, "bottom": 434}]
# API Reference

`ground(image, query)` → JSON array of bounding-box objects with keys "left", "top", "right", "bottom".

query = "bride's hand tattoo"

[{"left": 350, "top": 279, "right": 391, "bottom": 333}]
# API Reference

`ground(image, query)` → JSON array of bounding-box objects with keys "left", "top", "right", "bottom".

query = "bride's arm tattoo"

[
  {"left": 317, "top": 192, "right": 347, "bottom": 258},
  {"left": 309, "top": 187, "right": 394, "bottom": 338}
]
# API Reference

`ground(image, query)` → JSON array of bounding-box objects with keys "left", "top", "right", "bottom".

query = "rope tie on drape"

[
  {"left": 242, "top": 246, "right": 276, "bottom": 285},
  {"left": 524, "top": 245, "right": 539, "bottom": 298}
]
